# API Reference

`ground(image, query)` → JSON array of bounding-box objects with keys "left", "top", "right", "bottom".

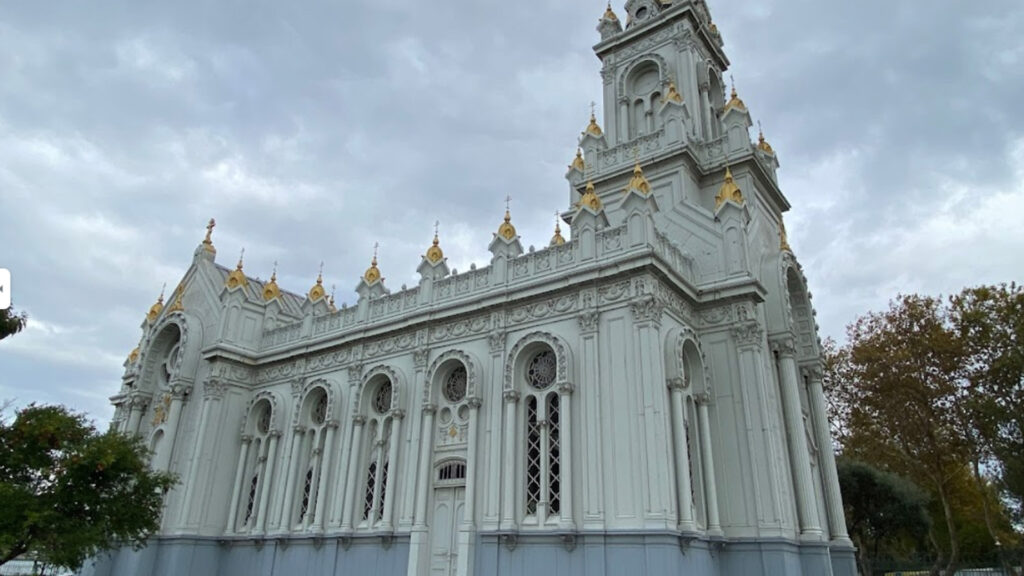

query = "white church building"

[{"left": 86, "top": 1, "right": 857, "bottom": 574}]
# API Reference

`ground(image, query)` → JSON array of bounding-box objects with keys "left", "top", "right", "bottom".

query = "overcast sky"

[{"left": 2, "top": 0, "right": 1022, "bottom": 426}]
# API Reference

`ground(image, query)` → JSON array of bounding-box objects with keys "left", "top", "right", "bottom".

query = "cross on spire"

[
  {"left": 434, "top": 220, "right": 440, "bottom": 237},
  {"left": 589, "top": 101, "right": 597, "bottom": 119}
]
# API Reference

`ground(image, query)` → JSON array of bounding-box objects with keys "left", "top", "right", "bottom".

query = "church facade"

[{"left": 85, "top": 1, "right": 857, "bottom": 575}]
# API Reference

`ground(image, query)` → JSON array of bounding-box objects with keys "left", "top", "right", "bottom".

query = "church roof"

[{"left": 212, "top": 263, "right": 306, "bottom": 315}]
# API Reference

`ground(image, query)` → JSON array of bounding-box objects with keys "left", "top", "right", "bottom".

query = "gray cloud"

[{"left": 2, "top": 0, "right": 1022, "bottom": 424}]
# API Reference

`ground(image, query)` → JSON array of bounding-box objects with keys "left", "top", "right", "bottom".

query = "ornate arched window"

[
  {"left": 285, "top": 386, "right": 333, "bottom": 530},
  {"left": 522, "top": 347, "right": 562, "bottom": 522},
  {"left": 350, "top": 373, "right": 401, "bottom": 530},
  {"left": 226, "top": 395, "right": 282, "bottom": 535}
]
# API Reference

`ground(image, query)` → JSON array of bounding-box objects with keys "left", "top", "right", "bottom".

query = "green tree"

[
  {"left": 0, "top": 404, "right": 177, "bottom": 570},
  {"left": 837, "top": 458, "right": 931, "bottom": 576},
  {"left": 0, "top": 307, "right": 27, "bottom": 341}
]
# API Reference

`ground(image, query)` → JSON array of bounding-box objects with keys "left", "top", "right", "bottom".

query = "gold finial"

[
  {"left": 602, "top": 1, "right": 619, "bottom": 21},
  {"left": 663, "top": 78, "right": 684, "bottom": 104},
  {"left": 625, "top": 159, "right": 652, "bottom": 195},
  {"left": 757, "top": 121, "right": 775, "bottom": 154},
  {"left": 364, "top": 243, "right": 382, "bottom": 284},
  {"left": 146, "top": 284, "right": 166, "bottom": 323},
  {"left": 714, "top": 166, "right": 745, "bottom": 209},
  {"left": 550, "top": 211, "right": 566, "bottom": 246},
  {"left": 780, "top": 218, "right": 792, "bottom": 252},
  {"left": 724, "top": 76, "right": 747, "bottom": 112},
  {"left": 585, "top": 102, "right": 603, "bottom": 137},
  {"left": 308, "top": 261, "right": 326, "bottom": 301},
  {"left": 127, "top": 346, "right": 140, "bottom": 365},
  {"left": 569, "top": 147, "right": 586, "bottom": 172},
  {"left": 226, "top": 248, "right": 248, "bottom": 289},
  {"left": 328, "top": 284, "right": 337, "bottom": 311},
  {"left": 578, "top": 181, "right": 604, "bottom": 212},
  {"left": 497, "top": 196, "right": 517, "bottom": 240},
  {"left": 426, "top": 221, "right": 445, "bottom": 264},
  {"left": 202, "top": 218, "right": 216, "bottom": 253},
  {"left": 263, "top": 261, "right": 281, "bottom": 301}
]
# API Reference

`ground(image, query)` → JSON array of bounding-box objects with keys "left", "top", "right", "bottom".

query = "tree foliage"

[
  {"left": 0, "top": 307, "right": 28, "bottom": 341},
  {"left": 826, "top": 286, "right": 1024, "bottom": 575},
  {"left": 838, "top": 458, "right": 931, "bottom": 576},
  {"left": 0, "top": 404, "right": 177, "bottom": 570}
]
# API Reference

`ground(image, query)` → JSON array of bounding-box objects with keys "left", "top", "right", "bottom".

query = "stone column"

[
  {"left": 381, "top": 410, "right": 404, "bottom": 530},
  {"left": 804, "top": 365, "right": 851, "bottom": 543},
  {"left": 414, "top": 405, "right": 436, "bottom": 527},
  {"left": 225, "top": 435, "right": 252, "bottom": 534},
  {"left": 631, "top": 295, "right": 672, "bottom": 521},
  {"left": 152, "top": 383, "right": 189, "bottom": 472},
  {"left": 619, "top": 98, "right": 629, "bottom": 140},
  {"left": 557, "top": 382, "right": 575, "bottom": 530},
  {"left": 668, "top": 378, "right": 696, "bottom": 531},
  {"left": 255, "top": 431, "right": 279, "bottom": 533},
  {"left": 402, "top": 350, "right": 429, "bottom": 527},
  {"left": 699, "top": 84, "right": 711, "bottom": 140},
  {"left": 696, "top": 393, "right": 721, "bottom": 534},
  {"left": 312, "top": 421, "right": 338, "bottom": 530},
  {"left": 577, "top": 307, "right": 604, "bottom": 528},
  {"left": 341, "top": 416, "right": 366, "bottom": 531},
  {"left": 277, "top": 426, "right": 305, "bottom": 531},
  {"left": 484, "top": 333, "right": 505, "bottom": 527},
  {"left": 181, "top": 379, "right": 226, "bottom": 526},
  {"left": 774, "top": 338, "right": 822, "bottom": 538},
  {"left": 126, "top": 395, "right": 148, "bottom": 435},
  {"left": 369, "top": 438, "right": 386, "bottom": 525},
  {"left": 463, "top": 399, "right": 482, "bottom": 528},
  {"left": 500, "top": 390, "right": 520, "bottom": 530},
  {"left": 538, "top": 412, "right": 550, "bottom": 524},
  {"left": 302, "top": 435, "right": 322, "bottom": 530}
]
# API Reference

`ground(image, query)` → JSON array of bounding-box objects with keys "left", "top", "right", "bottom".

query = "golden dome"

[
  {"left": 226, "top": 250, "right": 248, "bottom": 289},
  {"left": 569, "top": 148, "right": 586, "bottom": 172},
  {"left": 757, "top": 126, "right": 775, "bottom": 155},
  {"left": 723, "top": 82, "right": 747, "bottom": 113},
  {"left": 308, "top": 266, "right": 326, "bottom": 302},
  {"left": 364, "top": 255, "right": 382, "bottom": 284},
  {"left": 579, "top": 181, "right": 604, "bottom": 212},
  {"left": 625, "top": 161, "right": 652, "bottom": 195},
  {"left": 202, "top": 218, "right": 216, "bottom": 254},
  {"left": 263, "top": 270, "right": 281, "bottom": 301},
  {"left": 662, "top": 80, "right": 684, "bottom": 104},
  {"left": 585, "top": 111, "right": 603, "bottom": 137},
  {"left": 146, "top": 288, "right": 165, "bottom": 324},
  {"left": 715, "top": 167, "right": 745, "bottom": 209},
  {"left": 780, "top": 218, "right": 792, "bottom": 252},
  {"left": 550, "top": 216, "right": 566, "bottom": 246},
  {"left": 497, "top": 209, "right": 517, "bottom": 240},
  {"left": 425, "top": 231, "right": 444, "bottom": 263},
  {"left": 602, "top": 2, "right": 619, "bottom": 21}
]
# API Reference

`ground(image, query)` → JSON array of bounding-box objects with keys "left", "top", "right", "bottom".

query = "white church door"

[{"left": 429, "top": 485, "right": 465, "bottom": 576}]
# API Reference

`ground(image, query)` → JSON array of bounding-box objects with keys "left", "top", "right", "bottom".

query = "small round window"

[
  {"left": 444, "top": 366, "right": 468, "bottom": 403},
  {"left": 635, "top": 6, "right": 648, "bottom": 19},
  {"left": 374, "top": 380, "right": 393, "bottom": 414},
  {"left": 311, "top": 393, "right": 328, "bottom": 425},
  {"left": 526, "top": 350, "right": 557, "bottom": 390}
]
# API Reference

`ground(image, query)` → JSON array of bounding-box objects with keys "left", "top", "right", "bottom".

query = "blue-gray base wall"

[{"left": 80, "top": 532, "right": 857, "bottom": 576}]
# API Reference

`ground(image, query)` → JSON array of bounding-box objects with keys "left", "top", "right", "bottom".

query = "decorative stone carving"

[
  {"left": 504, "top": 332, "right": 571, "bottom": 392},
  {"left": 630, "top": 295, "right": 664, "bottom": 325},
  {"left": 413, "top": 348, "right": 430, "bottom": 369},
  {"left": 577, "top": 310, "right": 600, "bottom": 334},
  {"left": 731, "top": 321, "right": 763, "bottom": 348},
  {"left": 488, "top": 331, "right": 506, "bottom": 354},
  {"left": 203, "top": 379, "right": 228, "bottom": 400}
]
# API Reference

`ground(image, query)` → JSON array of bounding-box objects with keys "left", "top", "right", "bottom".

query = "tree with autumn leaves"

[{"left": 825, "top": 283, "right": 1023, "bottom": 575}]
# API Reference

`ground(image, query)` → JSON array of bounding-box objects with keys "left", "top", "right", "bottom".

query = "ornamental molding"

[
  {"left": 769, "top": 336, "right": 797, "bottom": 358},
  {"left": 347, "top": 363, "right": 365, "bottom": 384},
  {"left": 731, "top": 321, "right": 763, "bottom": 348},
  {"left": 488, "top": 330, "right": 506, "bottom": 354},
  {"left": 616, "top": 53, "right": 671, "bottom": 97},
  {"left": 667, "top": 376, "right": 689, "bottom": 390},
  {"left": 291, "top": 377, "right": 341, "bottom": 426},
  {"left": 504, "top": 331, "right": 571, "bottom": 392},
  {"left": 503, "top": 390, "right": 521, "bottom": 403},
  {"left": 507, "top": 293, "right": 577, "bottom": 326},
  {"left": 800, "top": 364, "right": 824, "bottom": 383},
  {"left": 430, "top": 315, "right": 491, "bottom": 342},
  {"left": 240, "top": 389, "right": 286, "bottom": 435},
  {"left": 577, "top": 310, "right": 600, "bottom": 334},
  {"left": 630, "top": 294, "right": 664, "bottom": 325},
  {"left": 202, "top": 378, "right": 229, "bottom": 400},
  {"left": 364, "top": 331, "right": 418, "bottom": 361},
  {"left": 211, "top": 362, "right": 254, "bottom": 386},
  {"left": 424, "top": 349, "right": 479, "bottom": 407},
  {"left": 357, "top": 364, "right": 404, "bottom": 415},
  {"left": 413, "top": 348, "right": 430, "bottom": 369}
]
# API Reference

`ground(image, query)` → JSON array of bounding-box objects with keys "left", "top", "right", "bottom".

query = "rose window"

[{"left": 526, "top": 350, "right": 557, "bottom": 390}]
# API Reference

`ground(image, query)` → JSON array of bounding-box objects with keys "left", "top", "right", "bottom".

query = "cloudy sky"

[{"left": 2, "top": 0, "right": 1022, "bottom": 426}]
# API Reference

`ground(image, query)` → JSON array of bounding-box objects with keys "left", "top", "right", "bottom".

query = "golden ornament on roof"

[
  {"left": 425, "top": 232, "right": 444, "bottom": 264},
  {"left": 579, "top": 181, "right": 604, "bottom": 211},
  {"left": 550, "top": 215, "right": 566, "bottom": 246},
  {"left": 625, "top": 161, "right": 652, "bottom": 195},
  {"left": 168, "top": 289, "right": 185, "bottom": 313},
  {"left": 757, "top": 125, "right": 775, "bottom": 155},
  {"left": 780, "top": 218, "right": 792, "bottom": 252},
  {"left": 364, "top": 255, "right": 382, "bottom": 284},
  {"left": 715, "top": 167, "right": 745, "bottom": 209},
  {"left": 202, "top": 218, "right": 216, "bottom": 253},
  {"left": 226, "top": 249, "right": 248, "bottom": 289},
  {"left": 497, "top": 209, "right": 517, "bottom": 240},
  {"left": 569, "top": 148, "right": 586, "bottom": 172},
  {"left": 146, "top": 287, "right": 165, "bottom": 324},
  {"left": 723, "top": 81, "right": 747, "bottom": 113},
  {"left": 308, "top": 265, "right": 326, "bottom": 302},
  {"left": 127, "top": 347, "right": 139, "bottom": 365},
  {"left": 263, "top": 269, "right": 281, "bottom": 301},
  {"left": 602, "top": 2, "right": 619, "bottom": 21},
  {"left": 585, "top": 112, "right": 603, "bottom": 137}
]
